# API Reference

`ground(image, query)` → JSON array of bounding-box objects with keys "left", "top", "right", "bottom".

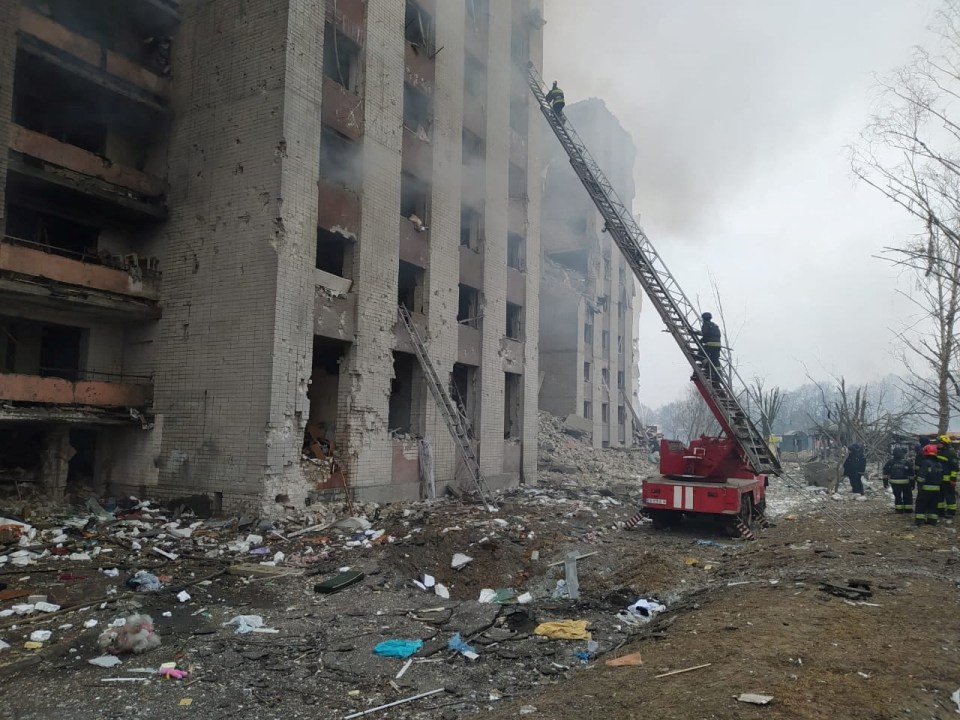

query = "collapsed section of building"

[
  {"left": 538, "top": 98, "right": 641, "bottom": 449},
  {"left": 0, "top": 0, "right": 545, "bottom": 511}
]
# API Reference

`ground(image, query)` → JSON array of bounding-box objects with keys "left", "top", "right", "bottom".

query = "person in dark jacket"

[
  {"left": 883, "top": 446, "right": 914, "bottom": 514},
  {"left": 916, "top": 443, "right": 943, "bottom": 526},
  {"left": 545, "top": 81, "right": 565, "bottom": 117},
  {"left": 696, "top": 312, "right": 723, "bottom": 384},
  {"left": 844, "top": 443, "right": 867, "bottom": 495},
  {"left": 936, "top": 435, "right": 957, "bottom": 518}
]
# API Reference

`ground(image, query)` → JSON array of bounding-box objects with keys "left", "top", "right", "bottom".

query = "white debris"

[
  {"left": 451, "top": 553, "right": 474, "bottom": 570},
  {"left": 29, "top": 630, "right": 52, "bottom": 643},
  {"left": 89, "top": 655, "right": 123, "bottom": 668},
  {"left": 737, "top": 694, "right": 774, "bottom": 705},
  {"left": 176, "top": 591, "right": 191, "bottom": 603},
  {"left": 224, "top": 615, "right": 277, "bottom": 634}
]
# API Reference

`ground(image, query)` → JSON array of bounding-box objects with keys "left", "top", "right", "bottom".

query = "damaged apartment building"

[
  {"left": 539, "top": 98, "right": 641, "bottom": 448},
  {"left": 0, "top": 0, "right": 544, "bottom": 509}
]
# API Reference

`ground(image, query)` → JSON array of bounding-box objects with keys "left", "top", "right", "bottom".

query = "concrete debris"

[
  {"left": 538, "top": 412, "right": 655, "bottom": 488},
  {"left": 737, "top": 693, "right": 774, "bottom": 705},
  {"left": 0, "top": 424, "right": 771, "bottom": 715},
  {"left": 451, "top": 553, "right": 474, "bottom": 569},
  {"left": 89, "top": 655, "right": 123, "bottom": 668}
]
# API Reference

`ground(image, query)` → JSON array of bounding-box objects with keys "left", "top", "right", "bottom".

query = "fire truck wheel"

[
  {"left": 738, "top": 495, "right": 754, "bottom": 527},
  {"left": 649, "top": 509, "right": 680, "bottom": 530}
]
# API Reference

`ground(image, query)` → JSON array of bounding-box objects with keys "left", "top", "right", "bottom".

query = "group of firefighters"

[{"left": 871, "top": 435, "right": 959, "bottom": 526}]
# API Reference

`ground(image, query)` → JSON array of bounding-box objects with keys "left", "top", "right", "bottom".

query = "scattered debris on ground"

[{"left": 0, "top": 415, "right": 956, "bottom": 719}]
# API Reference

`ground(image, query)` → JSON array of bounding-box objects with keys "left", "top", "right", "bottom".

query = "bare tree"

[
  {"left": 751, "top": 378, "right": 785, "bottom": 439},
  {"left": 656, "top": 385, "right": 719, "bottom": 445},
  {"left": 893, "top": 229, "right": 960, "bottom": 433},
  {"left": 851, "top": 1, "right": 960, "bottom": 432},
  {"left": 804, "top": 373, "right": 916, "bottom": 490}
]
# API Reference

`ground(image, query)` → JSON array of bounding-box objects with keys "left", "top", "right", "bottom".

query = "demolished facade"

[
  {"left": 0, "top": 0, "right": 544, "bottom": 510},
  {"left": 539, "top": 98, "right": 641, "bottom": 448}
]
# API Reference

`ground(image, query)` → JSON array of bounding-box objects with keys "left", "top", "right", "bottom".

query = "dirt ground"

[{"left": 1, "top": 461, "right": 959, "bottom": 719}]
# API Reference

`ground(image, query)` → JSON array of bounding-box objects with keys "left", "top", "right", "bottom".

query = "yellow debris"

[{"left": 533, "top": 619, "right": 592, "bottom": 640}]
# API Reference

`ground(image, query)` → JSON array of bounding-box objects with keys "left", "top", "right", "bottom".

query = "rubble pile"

[
  {"left": 0, "top": 418, "right": 852, "bottom": 719},
  {"left": 538, "top": 412, "right": 655, "bottom": 488},
  {"left": 0, "top": 472, "right": 734, "bottom": 719}
]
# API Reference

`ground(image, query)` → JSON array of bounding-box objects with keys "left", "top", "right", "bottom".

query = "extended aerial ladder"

[
  {"left": 529, "top": 68, "right": 780, "bottom": 532},
  {"left": 397, "top": 305, "right": 494, "bottom": 510}
]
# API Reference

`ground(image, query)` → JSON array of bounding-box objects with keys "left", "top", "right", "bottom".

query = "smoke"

[{"left": 544, "top": 0, "right": 934, "bottom": 238}]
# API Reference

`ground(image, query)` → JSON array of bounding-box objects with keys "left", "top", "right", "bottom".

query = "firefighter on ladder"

[
  {"left": 936, "top": 434, "right": 958, "bottom": 519},
  {"left": 916, "top": 443, "right": 943, "bottom": 526},
  {"left": 882, "top": 446, "right": 913, "bottom": 514},
  {"left": 545, "top": 81, "right": 565, "bottom": 117},
  {"left": 695, "top": 312, "right": 723, "bottom": 385}
]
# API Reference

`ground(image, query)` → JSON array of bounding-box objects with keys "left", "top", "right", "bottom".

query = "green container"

[{"left": 314, "top": 570, "right": 365, "bottom": 594}]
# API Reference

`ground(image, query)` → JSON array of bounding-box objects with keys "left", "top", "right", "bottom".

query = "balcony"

[
  {"left": 506, "top": 266, "right": 525, "bottom": 307},
  {"left": 18, "top": 8, "right": 172, "bottom": 109},
  {"left": 509, "top": 129, "right": 528, "bottom": 168},
  {"left": 399, "top": 217, "right": 429, "bottom": 269},
  {"left": 318, "top": 180, "right": 361, "bottom": 238},
  {"left": 322, "top": 75, "right": 363, "bottom": 141},
  {"left": 541, "top": 218, "right": 600, "bottom": 256},
  {"left": 500, "top": 337, "right": 524, "bottom": 374},
  {"left": 503, "top": 439, "right": 522, "bottom": 475},
  {"left": 404, "top": 44, "right": 435, "bottom": 93},
  {"left": 0, "top": 238, "right": 161, "bottom": 318},
  {"left": 459, "top": 245, "right": 484, "bottom": 289},
  {"left": 393, "top": 311, "right": 427, "bottom": 355},
  {"left": 508, "top": 196, "right": 527, "bottom": 236},
  {"left": 401, "top": 128, "right": 433, "bottom": 182},
  {"left": 457, "top": 324, "right": 482, "bottom": 366},
  {"left": 462, "top": 174, "right": 485, "bottom": 211},
  {"left": 511, "top": 70, "right": 528, "bottom": 99},
  {"left": 131, "top": 0, "right": 182, "bottom": 29},
  {"left": 463, "top": 94, "right": 486, "bottom": 139},
  {"left": 326, "top": 0, "right": 366, "bottom": 43},
  {"left": 8, "top": 125, "right": 167, "bottom": 217},
  {"left": 0, "top": 372, "right": 153, "bottom": 409},
  {"left": 315, "top": 287, "right": 357, "bottom": 342},
  {"left": 465, "top": 26, "right": 489, "bottom": 59}
]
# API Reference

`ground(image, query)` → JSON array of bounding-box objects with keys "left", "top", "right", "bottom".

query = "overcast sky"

[{"left": 542, "top": 0, "right": 938, "bottom": 407}]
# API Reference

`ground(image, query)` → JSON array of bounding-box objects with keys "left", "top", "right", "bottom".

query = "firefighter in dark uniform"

[
  {"left": 883, "top": 446, "right": 913, "bottom": 514},
  {"left": 545, "top": 82, "right": 565, "bottom": 117},
  {"left": 916, "top": 443, "right": 943, "bottom": 526},
  {"left": 843, "top": 443, "right": 867, "bottom": 495},
  {"left": 936, "top": 435, "right": 958, "bottom": 518},
  {"left": 696, "top": 312, "right": 723, "bottom": 384}
]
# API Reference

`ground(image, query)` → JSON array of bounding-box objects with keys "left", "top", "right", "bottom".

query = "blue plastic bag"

[{"left": 373, "top": 639, "right": 423, "bottom": 658}]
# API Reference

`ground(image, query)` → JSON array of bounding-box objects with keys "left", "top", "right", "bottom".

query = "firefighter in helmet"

[
  {"left": 916, "top": 443, "right": 944, "bottom": 526},
  {"left": 883, "top": 446, "right": 913, "bottom": 514},
  {"left": 936, "top": 435, "right": 958, "bottom": 519},
  {"left": 545, "top": 81, "right": 565, "bottom": 117},
  {"left": 696, "top": 312, "right": 723, "bottom": 385}
]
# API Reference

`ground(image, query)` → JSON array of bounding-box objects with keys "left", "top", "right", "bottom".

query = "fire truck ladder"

[
  {"left": 620, "top": 390, "right": 649, "bottom": 451},
  {"left": 397, "top": 304, "right": 495, "bottom": 509},
  {"left": 529, "top": 68, "right": 780, "bottom": 477}
]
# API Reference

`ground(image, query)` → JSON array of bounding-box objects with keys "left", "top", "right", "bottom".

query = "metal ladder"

[
  {"left": 620, "top": 390, "right": 649, "bottom": 452},
  {"left": 529, "top": 68, "right": 780, "bottom": 477},
  {"left": 397, "top": 305, "right": 495, "bottom": 508}
]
